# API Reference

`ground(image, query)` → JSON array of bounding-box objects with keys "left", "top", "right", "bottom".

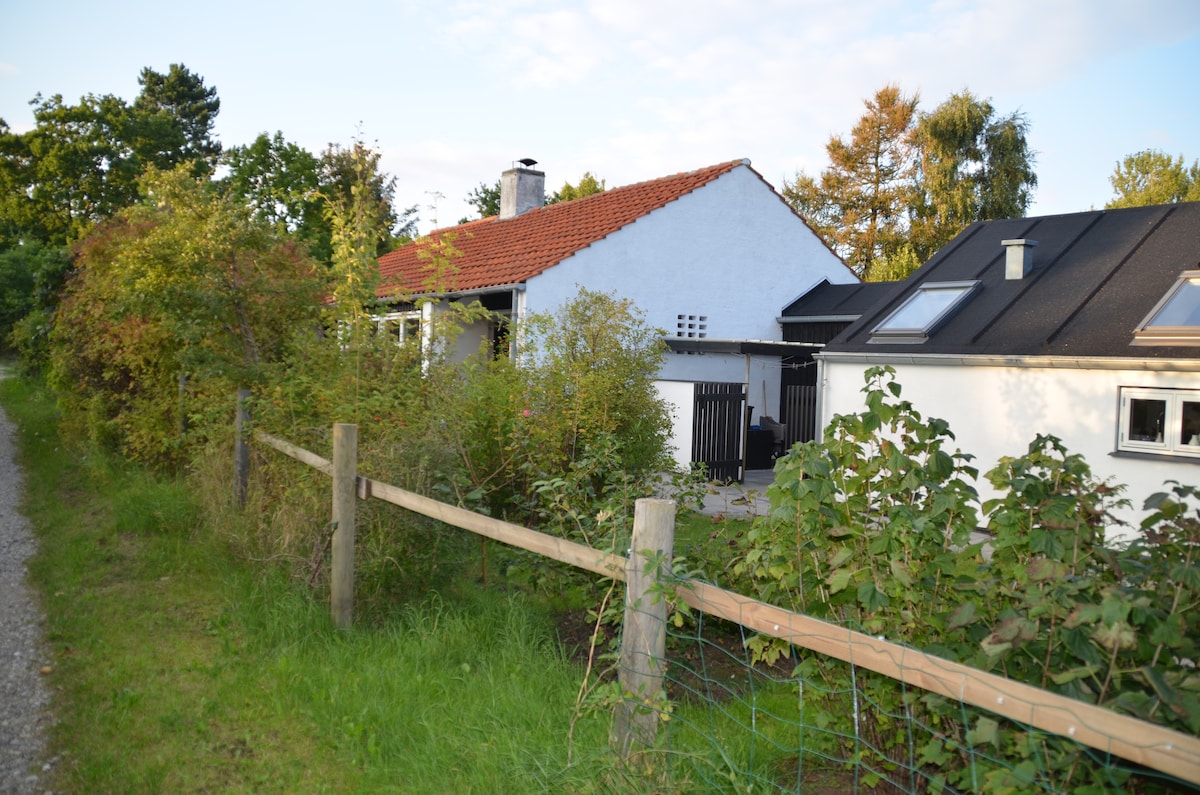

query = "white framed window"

[
  {"left": 1132, "top": 271, "right": 1200, "bottom": 346},
  {"left": 1118, "top": 387, "right": 1200, "bottom": 458},
  {"left": 869, "top": 281, "right": 980, "bottom": 343},
  {"left": 376, "top": 310, "right": 421, "bottom": 344}
]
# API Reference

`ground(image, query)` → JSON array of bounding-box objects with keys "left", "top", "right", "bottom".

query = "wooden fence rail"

[{"left": 252, "top": 428, "right": 1200, "bottom": 785}]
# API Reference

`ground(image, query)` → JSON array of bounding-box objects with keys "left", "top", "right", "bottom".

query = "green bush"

[
  {"left": 0, "top": 240, "right": 70, "bottom": 358},
  {"left": 46, "top": 166, "right": 322, "bottom": 469},
  {"left": 237, "top": 286, "right": 678, "bottom": 612},
  {"left": 732, "top": 366, "right": 1199, "bottom": 793}
]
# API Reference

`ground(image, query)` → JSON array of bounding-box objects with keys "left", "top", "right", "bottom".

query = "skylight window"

[
  {"left": 870, "top": 281, "right": 980, "bottom": 343},
  {"left": 1133, "top": 271, "right": 1200, "bottom": 346}
]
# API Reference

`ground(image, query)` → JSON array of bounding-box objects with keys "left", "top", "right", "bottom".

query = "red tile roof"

[{"left": 376, "top": 159, "right": 748, "bottom": 297}]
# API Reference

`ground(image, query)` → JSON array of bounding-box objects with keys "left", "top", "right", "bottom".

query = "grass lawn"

[
  {"left": 0, "top": 375, "right": 631, "bottom": 793},
  {"left": 1, "top": 372, "right": 829, "bottom": 793}
]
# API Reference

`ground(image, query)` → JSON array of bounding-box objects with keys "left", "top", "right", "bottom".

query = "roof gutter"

[
  {"left": 778, "top": 315, "right": 861, "bottom": 324},
  {"left": 665, "top": 338, "right": 824, "bottom": 356},
  {"left": 384, "top": 282, "right": 529, "bottom": 302},
  {"left": 815, "top": 350, "right": 1200, "bottom": 373}
]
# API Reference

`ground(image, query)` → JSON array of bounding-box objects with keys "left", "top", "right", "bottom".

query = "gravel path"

[{"left": 0, "top": 368, "right": 54, "bottom": 794}]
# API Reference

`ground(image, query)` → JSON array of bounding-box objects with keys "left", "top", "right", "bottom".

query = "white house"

[
  {"left": 814, "top": 202, "right": 1200, "bottom": 538},
  {"left": 375, "top": 159, "right": 857, "bottom": 480}
]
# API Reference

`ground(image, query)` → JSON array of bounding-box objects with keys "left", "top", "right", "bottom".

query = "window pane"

[
  {"left": 1148, "top": 279, "right": 1200, "bottom": 328},
  {"left": 1129, "top": 398, "right": 1167, "bottom": 442},
  {"left": 875, "top": 282, "right": 977, "bottom": 335},
  {"left": 1182, "top": 400, "right": 1200, "bottom": 448}
]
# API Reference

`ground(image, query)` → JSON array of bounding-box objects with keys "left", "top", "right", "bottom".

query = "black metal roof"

[
  {"left": 822, "top": 202, "right": 1200, "bottom": 359},
  {"left": 782, "top": 280, "right": 900, "bottom": 320}
]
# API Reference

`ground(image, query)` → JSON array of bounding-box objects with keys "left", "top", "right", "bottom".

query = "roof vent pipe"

[
  {"left": 1001, "top": 239, "right": 1037, "bottom": 280},
  {"left": 500, "top": 162, "right": 545, "bottom": 220}
]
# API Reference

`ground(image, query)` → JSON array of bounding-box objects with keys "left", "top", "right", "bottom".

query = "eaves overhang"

[
  {"left": 815, "top": 350, "right": 1200, "bottom": 373},
  {"left": 380, "top": 281, "right": 528, "bottom": 302},
  {"left": 665, "top": 338, "right": 824, "bottom": 356},
  {"left": 778, "top": 315, "right": 860, "bottom": 324}
]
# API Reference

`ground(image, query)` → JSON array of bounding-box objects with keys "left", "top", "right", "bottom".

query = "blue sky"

[{"left": 2, "top": 0, "right": 1198, "bottom": 234}]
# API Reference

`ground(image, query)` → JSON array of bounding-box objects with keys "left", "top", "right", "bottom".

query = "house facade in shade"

[
  {"left": 815, "top": 202, "right": 1200, "bottom": 538},
  {"left": 374, "top": 159, "right": 857, "bottom": 479},
  {"left": 777, "top": 279, "right": 901, "bottom": 450}
]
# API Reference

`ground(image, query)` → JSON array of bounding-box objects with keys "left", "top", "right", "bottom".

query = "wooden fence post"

[
  {"left": 330, "top": 423, "right": 358, "bottom": 630},
  {"left": 233, "top": 388, "right": 251, "bottom": 509},
  {"left": 612, "top": 497, "right": 675, "bottom": 756}
]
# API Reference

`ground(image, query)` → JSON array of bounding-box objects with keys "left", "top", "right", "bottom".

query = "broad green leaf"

[
  {"left": 1142, "top": 665, "right": 1187, "bottom": 719},
  {"left": 1107, "top": 690, "right": 1154, "bottom": 719},
  {"left": 1100, "top": 594, "right": 1130, "bottom": 626},
  {"left": 1064, "top": 604, "right": 1102, "bottom": 629},
  {"left": 946, "top": 601, "right": 978, "bottom": 631},
  {"left": 1149, "top": 614, "right": 1185, "bottom": 648},
  {"left": 826, "top": 568, "right": 853, "bottom": 594},
  {"left": 857, "top": 580, "right": 890, "bottom": 611},
  {"left": 827, "top": 547, "right": 855, "bottom": 570},
  {"left": 890, "top": 559, "right": 913, "bottom": 587},
  {"left": 1050, "top": 665, "right": 1099, "bottom": 686},
  {"left": 1027, "top": 556, "right": 1066, "bottom": 582},
  {"left": 1170, "top": 563, "right": 1200, "bottom": 589},
  {"left": 966, "top": 716, "right": 999, "bottom": 748},
  {"left": 1182, "top": 694, "right": 1200, "bottom": 735}
]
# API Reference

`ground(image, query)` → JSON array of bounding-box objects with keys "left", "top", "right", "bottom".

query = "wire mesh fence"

[
  {"left": 253, "top": 428, "right": 1200, "bottom": 793},
  {"left": 616, "top": 586, "right": 1199, "bottom": 794}
]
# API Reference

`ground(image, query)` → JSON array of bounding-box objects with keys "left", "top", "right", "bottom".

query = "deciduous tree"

[
  {"left": 910, "top": 91, "right": 1036, "bottom": 260},
  {"left": 460, "top": 180, "right": 500, "bottom": 222},
  {"left": 783, "top": 86, "right": 1037, "bottom": 281},
  {"left": 0, "top": 63, "right": 222, "bottom": 246},
  {"left": 321, "top": 140, "right": 417, "bottom": 254},
  {"left": 48, "top": 165, "right": 321, "bottom": 466},
  {"left": 1106, "top": 149, "right": 1200, "bottom": 208},
  {"left": 0, "top": 240, "right": 68, "bottom": 356},
  {"left": 782, "top": 85, "right": 918, "bottom": 281},
  {"left": 547, "top": 171, "right": 606, "bottom": 204},
  {"left": 12, "top": 92, "right": 142, "bottom": 245},
  {"left": 223, "top": 132, "right": 327, "bottom": 259}
]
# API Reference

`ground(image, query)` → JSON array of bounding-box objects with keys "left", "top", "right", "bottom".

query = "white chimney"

[
  {"left": 1001, "top": 239, "right": 1037, "bottom": 280},
  {"left": 500, "top": 162, "right": 545, "bottom": 219}
]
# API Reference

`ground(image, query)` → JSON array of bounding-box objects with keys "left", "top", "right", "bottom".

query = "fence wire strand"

[{"left": 615, "top": 579, "right": 1199, "bottom": 794}]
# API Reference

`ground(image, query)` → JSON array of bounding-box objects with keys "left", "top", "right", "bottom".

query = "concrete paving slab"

[{"left": 698, "top": 468, "right": 774, "bottom": 518}]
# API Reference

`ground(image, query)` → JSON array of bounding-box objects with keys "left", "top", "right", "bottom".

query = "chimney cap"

[
  {"left": 517, "top": 157, "right": 538, "bottom": 168},
  {"left": 1002, "top": 239, "right": 1038, "bottom": 280}
]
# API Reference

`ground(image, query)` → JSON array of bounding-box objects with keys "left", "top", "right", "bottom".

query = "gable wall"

[
  {"left": 523, "top": 164, "right": 854, "bottom": 417},
  {"left": 525, "top": 166, "right": 852, "bottom": 330},
  {"left": 819, "top": 355, "right": 1200, "bottom": 540}
]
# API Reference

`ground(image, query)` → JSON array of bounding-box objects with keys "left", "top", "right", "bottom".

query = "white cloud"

[{"left": 3, "top": 0, "right": 1198, "bottom": 228}]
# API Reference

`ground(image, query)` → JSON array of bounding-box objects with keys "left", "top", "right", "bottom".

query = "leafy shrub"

[
  {"left": 239, "top": 286, "right": 679, "bottom": 612},
  {"left": 732, "top": 366, "right": 1199, "bottom": 793},
  {"left": 1, "top": 240, "right": 69, "bottom": 361},
  {"left": 46, "top": 166, "right": 322, "bottom": 468}
]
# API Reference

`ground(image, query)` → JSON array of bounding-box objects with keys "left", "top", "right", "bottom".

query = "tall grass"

[
  {"left": 0, "top": 374, "right": 626, "bottom": 793},
  {"left": 2, "top": 371, "right": 816, "bottom": 794}
]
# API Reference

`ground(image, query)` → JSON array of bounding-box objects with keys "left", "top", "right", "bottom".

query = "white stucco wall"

[
  {"left": 521, "top": 163, "right": 854, "bottom": 420},
  {"left": 819, "top": 355, "right": 1200, "bottom": 540},
  {"left": 656, "top": 379, "right": 695, "bottom": 470}
]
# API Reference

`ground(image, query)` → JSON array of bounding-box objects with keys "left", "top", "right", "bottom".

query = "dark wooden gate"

[
  {"left": 692, "top": 382, "right": 746, "bottom": 482},
  {"left": 780, "top": 352, "right": 819, "bottom": 447},
  {"left": 783, "top": 384, "right": 817, "bottom": 448}
]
